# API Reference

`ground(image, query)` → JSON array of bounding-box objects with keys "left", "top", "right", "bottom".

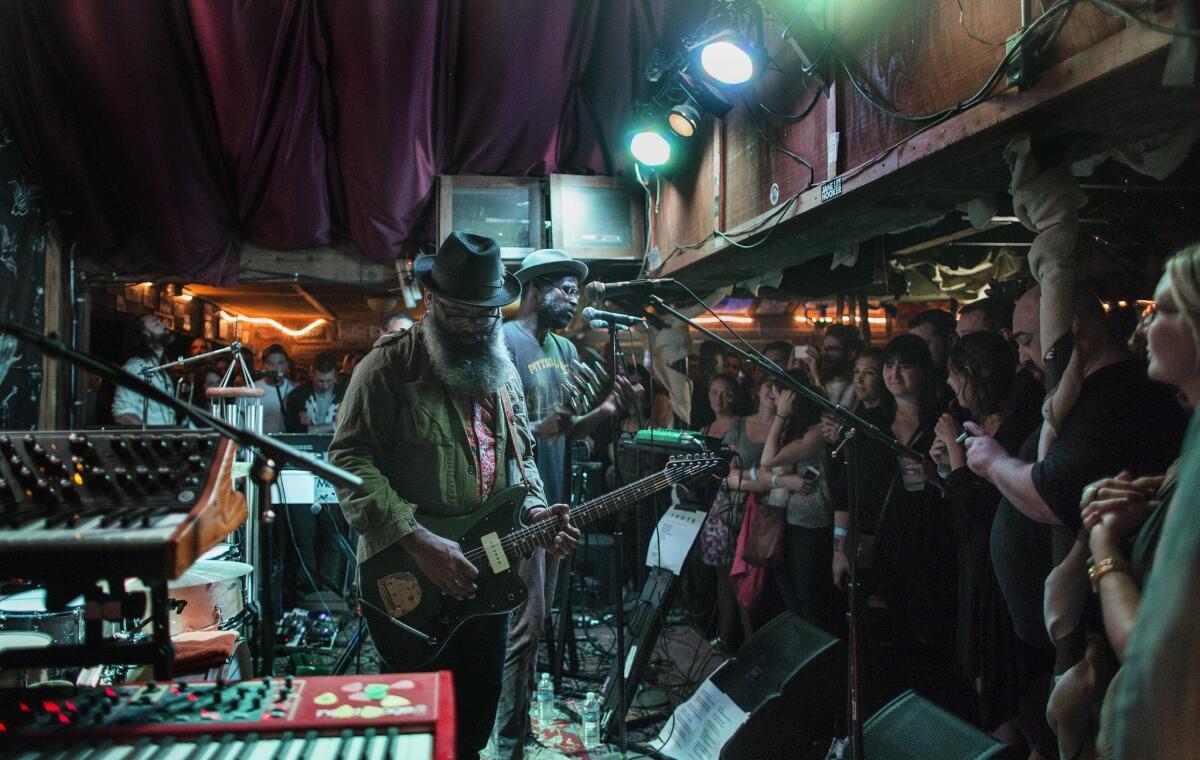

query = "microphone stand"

[
  {"left": 0, "top": 321, "right": 362, "bottom": 678},
  {"left": 593, "top": 314, "right": 630, "bottom": 754},
  {"left": 643, "top": 296, "right": 920, "bottom": 760}
]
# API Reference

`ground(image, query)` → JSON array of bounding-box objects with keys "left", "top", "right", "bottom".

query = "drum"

[
  {"left": 0, "top": 589, "right": 86, "bottom": 645},
  {"left": 200, "top": 542, "right": 241, "bottom": 563},
  {"left": 0, "top": 631, "right": 52, "bottom": 687},
  {"left": 129, "top": 561, "right": 253, "bottom": 636}
]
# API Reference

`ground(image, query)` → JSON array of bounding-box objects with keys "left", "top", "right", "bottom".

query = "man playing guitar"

[{"left": 330, "top": 232, "right": 580, "bottom": 759}]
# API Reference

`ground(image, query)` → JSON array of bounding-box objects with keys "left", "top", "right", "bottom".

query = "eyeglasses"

[{"left": 433, "top": 297, "right": 502, "bottom": 329}]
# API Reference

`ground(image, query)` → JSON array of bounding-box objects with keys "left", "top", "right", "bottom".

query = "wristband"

[
  {"left": 749, "top": 467, "right": 758, "bottom": 482},
  {"left": 771, "top": 473, "right": 781, "bottom": 488},
  {"left": 833, "top": 527, "right": 848, "bottom": 538}
]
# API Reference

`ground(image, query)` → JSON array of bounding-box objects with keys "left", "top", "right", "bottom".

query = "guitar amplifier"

[{"left": 268, "top": 433, "right": 337, "bottom": 505}]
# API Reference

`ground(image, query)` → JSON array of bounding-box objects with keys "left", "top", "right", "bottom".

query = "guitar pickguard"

[{"left": 377, "top": 571, "right": 422, "bottom": 618}]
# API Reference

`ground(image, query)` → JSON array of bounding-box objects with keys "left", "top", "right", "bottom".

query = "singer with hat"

[
  {"left": 491, "top": 249, "right": 634, "bottom": 757},
  {"left": 329, "top": 232, "right": 580, "bottom": 759}
]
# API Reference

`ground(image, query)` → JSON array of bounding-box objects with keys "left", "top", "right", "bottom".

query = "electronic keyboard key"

[
  {"left": 308, "top": 734, "right": 345, "bottom": 760},
  {"left": 275, "top": 732, "right": 306, "bottom": 760},
  {"left": 242, "top": 735, "right": 282, "bottom": 760},
  {"left": 399, "top": 733, "right": 434, "bottom": 757},
  {"left": 341, "top": 731, "right": 367, "bottom": 760}
]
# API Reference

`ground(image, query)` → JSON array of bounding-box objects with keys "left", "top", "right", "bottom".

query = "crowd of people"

[
  {"left": 103, "top": 236, "right": 1200, "bottom": 758},
  {"left": 681, "top": 245, "right": 1200, "bottom": 759}
]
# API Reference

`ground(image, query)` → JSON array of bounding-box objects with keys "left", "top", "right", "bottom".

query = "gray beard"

[{"left": 422, "top": 315, "right": 513, "bottom": 397}]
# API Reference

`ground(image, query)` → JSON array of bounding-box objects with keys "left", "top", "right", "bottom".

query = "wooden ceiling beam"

[{"left": 659, "top": 22, "right": 1190, "bottom": 289}]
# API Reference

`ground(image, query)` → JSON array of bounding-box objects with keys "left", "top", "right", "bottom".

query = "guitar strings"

[
  {"left": 462, "top": 458, "right": 719, "bottom": 565},
  {"left": 466, "top": 461, "right": 710, "bottom": 561}
]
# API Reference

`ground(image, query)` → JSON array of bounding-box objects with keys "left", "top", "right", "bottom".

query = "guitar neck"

[{"left": 505, "top": 466, "right": 693, "bottom": 558}]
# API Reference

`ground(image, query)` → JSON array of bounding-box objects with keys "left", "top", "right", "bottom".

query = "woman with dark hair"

[
  {"left": 760, "top": 370, "right": 834, "bottom": 628},
  {"left": 835, "top": 334, "right": 958, "bottom": 712},
  {"left": 930, "top": 331, "right": 1042, "bottom": 736}
]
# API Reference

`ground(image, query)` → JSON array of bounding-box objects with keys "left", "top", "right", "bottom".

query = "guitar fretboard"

[{"left": 488, "top": 457, "right": 717, "bottom": 562}]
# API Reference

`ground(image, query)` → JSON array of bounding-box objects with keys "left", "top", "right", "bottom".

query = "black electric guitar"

[{"left": 359, "top": 452, "right": 726, "bottom": 670}]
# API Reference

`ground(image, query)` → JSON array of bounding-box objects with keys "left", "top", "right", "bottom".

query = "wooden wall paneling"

[
  {"left": 653, "top": 118, "right": 719, "bottom": 274},
  {"left": 834, "top": 0, "right": 1124, "bottom": 170},
  {"left": 719, "top": 15, "right": 830, "bottom": 236}
]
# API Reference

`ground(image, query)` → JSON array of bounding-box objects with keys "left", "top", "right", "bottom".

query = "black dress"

[
  {"left": 944, "top": 407, "right": 1041, "bottom": 729},
  {"left": 846, "top": 412, "right": 960, "bottom": 713}
]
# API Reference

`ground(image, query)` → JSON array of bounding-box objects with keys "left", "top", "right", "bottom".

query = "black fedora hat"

[{"left": 411, "top": 232, "right": 521, "bottom": 308}]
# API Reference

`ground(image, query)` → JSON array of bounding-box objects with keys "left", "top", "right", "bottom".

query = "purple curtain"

[{"left": 0, "top": 0, "right": 703, "bottom": 283}]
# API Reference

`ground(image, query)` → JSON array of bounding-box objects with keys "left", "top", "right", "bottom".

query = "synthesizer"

[
  {"left": 0, "top": 672, "right": 454, "bottom": 759},
  {"left": 0, "top": 429, "right": 246, "bottom": 581}
]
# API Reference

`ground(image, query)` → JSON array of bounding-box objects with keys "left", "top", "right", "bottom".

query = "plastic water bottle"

[
  {"left": 581, "top": 691, "right": 601, "bottom": 749},
  {"left": 535, "top": 672, "right": 554, "bottom": 727}
]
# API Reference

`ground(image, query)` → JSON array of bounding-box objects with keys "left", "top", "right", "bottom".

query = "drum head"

[
  {"left": 172, "top": 560, "right": 253, "bottom": 588},
  {"left": 0, "top": 589, "right": 84, "bottom": 613},
  {"left": 0, "top": 630, "right": 53, "bottom": 650},
  {"left": 200, "top": 543, "right": 238, "bottom": 562}
]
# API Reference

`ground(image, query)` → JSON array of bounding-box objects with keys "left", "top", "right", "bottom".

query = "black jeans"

[
  {"left": 424, "top": 612, "right": 510, "bottom": 759},
  {"left": 780, "top": 524, "right": 834, "bottom": 631}
]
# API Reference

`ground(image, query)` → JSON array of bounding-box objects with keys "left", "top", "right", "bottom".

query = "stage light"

[
  {"left": 630, "top": 130, "right": 672, "bottom": 167},
  {"left": 677, "top": 71, "right": 734, "bottom": 118},
  {"left": 699, "top": 38, "right": 755, "bottom": 85},
  {"left": 668, "top": 103, "right": 701, "bottom": 138}
]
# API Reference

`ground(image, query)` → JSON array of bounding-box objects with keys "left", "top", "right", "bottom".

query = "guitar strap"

[{"left": 498, "top": 385, "right": 532, "bottom": 494}]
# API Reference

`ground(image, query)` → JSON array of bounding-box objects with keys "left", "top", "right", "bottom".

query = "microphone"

[
  {"left": 310, "top": 503, "right": 323, "bottom": 515},
  {"left": 581, "top": 306, "right": 644, "bottom": 327},
  {"left": 583, "top": 278, "right": 678, "bottom": 302}
]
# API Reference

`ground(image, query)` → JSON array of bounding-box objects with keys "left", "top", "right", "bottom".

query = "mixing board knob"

[
  {"left": 174, "top": 436, "right": 193, "bottom": 453},
  {"left": 187, "top": 454, "right": 205, "bottom": 473},
  {"left": 17, "top": 464, "right": 36, "bottom": 487},
  {"left": 27, "top": 441, "right": 48, "bottom": 463},
  {"left": 156, "top": 466, "right": 176, "bottom": 488},
  {"left": 132, "top": 437, "right": 151, "bottom": 456},
  {"left": 111, "top": 435, "right": 131, "bottom": 457},
  {"left": 92, "top": 468, "right": 114, "bottom": 491},
  {"left": 113, "top": 467, "right": 135, "bottom": 490},
  {"left": 0, "top": 477, "right": 14, "bottom": 508},
  {"left": 32, "top": 478, "right": 55, "bottom": 506},
  {"left": 0, "top": 434, "right": 13, "bottom": 456},
  {"left": 69, "top": 433, "right": 96, "bottom": 460},
  {"left": 58, "top": 478, "right": 81, "bottom": 506},
  {"left": 135, "top": 465, "right": 156, "bottom": 490}
]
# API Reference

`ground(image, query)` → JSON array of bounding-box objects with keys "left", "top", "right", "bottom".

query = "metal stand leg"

[{"left": 250, "top": 455, "right": 279, "bottom": 676}]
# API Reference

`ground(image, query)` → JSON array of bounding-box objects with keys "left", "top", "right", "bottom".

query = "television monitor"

[
  {"left": 549, "top": 174, "right": 645, "bottom": 261},
  {"left": 438, "top": 175, "right": 545, "bottom": 260}
]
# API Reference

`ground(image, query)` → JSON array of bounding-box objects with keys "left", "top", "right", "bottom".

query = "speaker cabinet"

[
  {"left": 863, "top": 690, "right": 1006, "bottom": 760},
  {"left": 654, "top": 612, "right": 844, "bottom": 760}
]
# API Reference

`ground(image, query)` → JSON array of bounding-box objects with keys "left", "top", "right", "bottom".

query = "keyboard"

[
  {"left": 0, "top": 673, "right": 454, "bottom": 759},
  {"left": 0, "top": 430, "right": 246, "bottom": 580}
]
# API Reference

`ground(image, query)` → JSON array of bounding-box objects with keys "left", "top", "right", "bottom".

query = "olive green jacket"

[{"left": 329, "top": 321, "right": 547, "bottom": 562}]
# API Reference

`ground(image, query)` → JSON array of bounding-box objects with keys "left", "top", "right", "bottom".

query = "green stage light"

[{"left": 630, "top": 130, "right": 672, "bottom": 166}]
